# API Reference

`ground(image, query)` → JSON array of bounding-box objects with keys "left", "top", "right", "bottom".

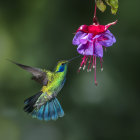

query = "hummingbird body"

[
  {"left": 35, "top": 61, "right": 68, "bottom": 108},
  {"left": 9, "top": 56, "right": 80, "bottom": 121},
  {"left": 10, "top": 60, "right": 69, "bottom": 121}
]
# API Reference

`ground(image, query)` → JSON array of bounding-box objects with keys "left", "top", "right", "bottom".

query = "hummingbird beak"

[{"left": 68, "top": 55, "right": 81, "bottom": 63}]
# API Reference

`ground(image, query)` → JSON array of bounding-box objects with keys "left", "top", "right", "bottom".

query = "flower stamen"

[
  {"left": 94, "top": 56, "right": 98, "bottom": 86},
  {"left": 83, "top": 56, "right": 88, "bottom": 70},
  {"left": 87, "top": 56, "right": 92, "bottom": 72},
  {"left": 100, "top": 57, "right": 103, "bottom": 72},
  {"left": 104, "top": 47, "right": 107, "bottom": 52}
]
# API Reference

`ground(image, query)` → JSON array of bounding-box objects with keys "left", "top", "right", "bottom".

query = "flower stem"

[
  {"left": 93, "top": 0, "right": 99, "bottom": 25},
  {"left": 94, "top": 1, "right": 97, "bottom": 18}
]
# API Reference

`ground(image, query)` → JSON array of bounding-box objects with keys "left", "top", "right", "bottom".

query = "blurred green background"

[{"left": 0, "top": 0, "right": 140, "bottom": 140}]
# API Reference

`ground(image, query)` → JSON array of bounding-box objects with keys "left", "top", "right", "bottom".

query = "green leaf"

[
  {"left": 105, "top": 0, "right": 118, "bottom": 14},
  {"left": 96, "top": 0, "right": 106, "bottom": 12}
]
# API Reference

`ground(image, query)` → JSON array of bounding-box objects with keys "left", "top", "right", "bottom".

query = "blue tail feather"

[
  {"left": 53, "top": 98, "right": 64, "bottom": 117},
  {"left": 37, "top": 105, "right": 44, "bottom": 120},
  {"left": 44, "top": 102, "right": 50, "bottom": 121},
  {"left": 31, "top": 97, "right": 64, "bottom": 121},
  {"left": 52, "top": 101, "right": 58, "bottom": 120},
  {"left": 49, "top": 101, "right": 55, "bottom": 120}
]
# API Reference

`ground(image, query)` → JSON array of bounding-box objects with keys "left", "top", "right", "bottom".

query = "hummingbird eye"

[{"left": 61, "top": 63, "right": 64, "bottom": 66}]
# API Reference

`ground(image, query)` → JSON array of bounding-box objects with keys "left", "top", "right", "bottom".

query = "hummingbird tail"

[
  {"left": 31, "top": 97, "right": 64, "bottom": 121},
  {"left": 24, "top": 92, "right": 42, "bottom": 113}
]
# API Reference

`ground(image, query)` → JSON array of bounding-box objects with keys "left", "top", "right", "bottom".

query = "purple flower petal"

[
  {"left": 73, "top": 29, "right": 116, "bottom": 58},
  {"left": 94, "top": 42, "right": 103, "bottom": 57},
  {"left": 80, "top": 35, "right": 88, "bottom": 44},
  {"left": 79, "top": 33, "right": 93, "bottom": 44},
  {"left": 98, "top": 30, "right": 116, "bottom": 47},
  {"left": 77, "top": 42, "right": 93, "bottom": 55},
  {"left": 72, "top": 31, "right": 87, "bottom": 45},
  {"left": 87, "top": 33, "right": 93, "bottom": 40}
]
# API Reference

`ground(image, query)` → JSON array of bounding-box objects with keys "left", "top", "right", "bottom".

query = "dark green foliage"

[{"left": 96, "top": 0, "right": 118, "bottom": 14}]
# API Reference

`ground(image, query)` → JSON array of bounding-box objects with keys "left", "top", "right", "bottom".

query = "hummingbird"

[{"left": 9, "top": 56, "right": 80, "bottom": 121}]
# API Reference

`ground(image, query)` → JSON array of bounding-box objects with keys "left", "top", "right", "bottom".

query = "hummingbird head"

[
  {"left": 55, "top": 56, "right": 81, "bottom": 72},
  {"left": 55, "top": 60, "right": 69, "bottom": 72}
]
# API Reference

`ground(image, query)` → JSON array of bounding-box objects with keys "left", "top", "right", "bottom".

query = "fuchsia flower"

[{"left": 72, "top": 21, "right": 117, "bottom": 85}]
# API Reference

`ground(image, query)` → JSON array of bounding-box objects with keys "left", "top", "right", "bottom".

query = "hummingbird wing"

[{"left": 9, "top": 60, "right": 48, "bottom": 85}]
